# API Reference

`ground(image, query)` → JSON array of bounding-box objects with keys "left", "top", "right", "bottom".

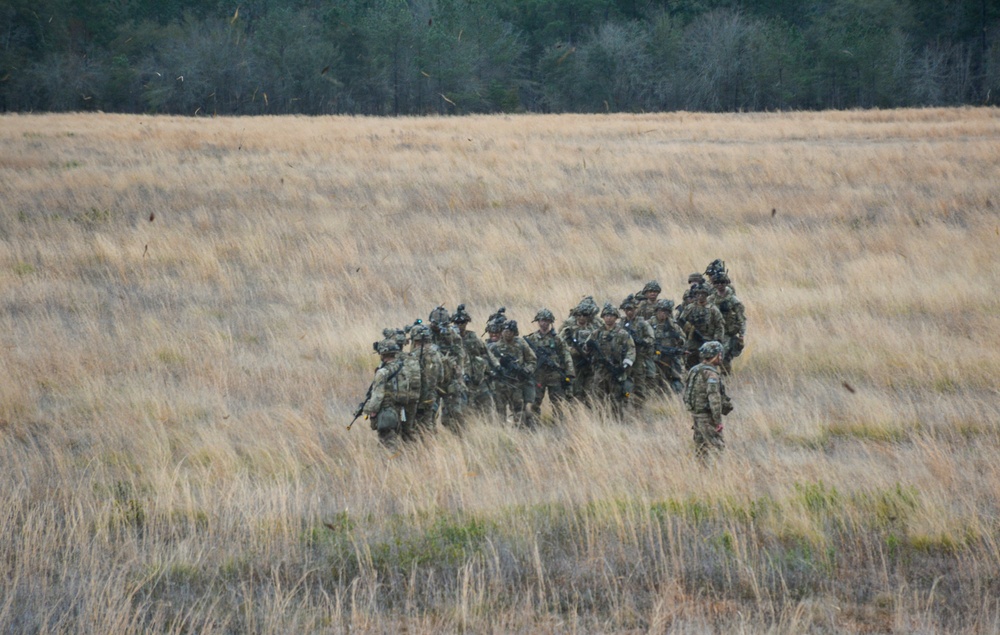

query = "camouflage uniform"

[
  {"left": 525, "top": 308, "right": 575, "bottom": 420},
  {"left": 636, "top": 280, "right": 662, "bottom": 322},
  {"left": 649, "top": 299, "right": 686, "bottom": 393},
  {"left": 428, "top": 306, "right": 469, "bottom": 435},
  {"left": 619, "top": 295, "right": 656, "bottom": 408},
  {"left": 684, "top": 341, "right": 732, "bottom": 460},
  {"left": 452, "top": 304, "right": 497, "bottom": 414},
  {"left": 408, "top": 325, "right": 443, "bottom": 434},
  {"left": 559, "top": 299, "right": 600, "bottom": 403},
  {"left": 584, "top": 303, "right": 637, "bottom": 415},
  {"left": 362, "top": 341, "right": 418, "bottom": 447},
  {"left": 488, "top": 321, "right": 537, "bottom": 427},
  {"left": 709, "top": 274, "right": 746, "bottom": 375},
  {"left": 679, "top": 285, "right": 725, "bottom": 370},
  {"left": 676, "top": 273, "right": 706, "bottom": 323}
]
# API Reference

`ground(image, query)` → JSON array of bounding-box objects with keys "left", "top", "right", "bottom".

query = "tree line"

[{"left": 1, "top": 0, "right": 998, "bottom": 115}]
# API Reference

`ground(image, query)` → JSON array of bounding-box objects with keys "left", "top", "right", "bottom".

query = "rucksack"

[{"left": 388, "top": 355, "right": 422, "bottom": 407}]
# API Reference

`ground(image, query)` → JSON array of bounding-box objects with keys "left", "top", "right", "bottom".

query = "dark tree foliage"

[{"left": 1, "top": 0, "right": 997, "bottom": 114}]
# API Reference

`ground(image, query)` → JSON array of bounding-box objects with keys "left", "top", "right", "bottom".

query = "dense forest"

[{"left": 1, "top": 0, "right": 998, "bottom": 115}]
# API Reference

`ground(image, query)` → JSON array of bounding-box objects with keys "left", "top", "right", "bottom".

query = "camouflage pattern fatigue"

[
  {"left": 636, "top": 299, "right": 658, "bottom": 322},
  {"left": 584, "top": 324, "right": 636, "bottom": 414},
  {"left": 679, "top": 303, "right": 725, "bottom": 369},
  {"left": 649, "top": 315, "right": 686, "bottom": 393},
  {"left": 410, "top": 344, "right": 443, "bottom": 434},
  {"left": 431, "top": 323, "right": 469, "bottom": 434},
  {"left": 524, "top": 329, "right": 575, "bottom": 419},
  {"left": 488, "top": 337, "right": 537, "bottom": 427},
  {"left": 685, "top": 361, "right": 732, "bottom": 460},
  {"left": 559, "top": 322, "right": 597, "bottom": 402},
  {"left": 362, "top": 359, "right": 410, "bottom": 447},
  {"left": 620, "top": 316, "right": 656, "bottom": 407},
  {"left": 460, "top": 329, "right": 496, "bottom": 414},
  {"left": 711, "top": 286, "right": 747, "bottom": 375}
]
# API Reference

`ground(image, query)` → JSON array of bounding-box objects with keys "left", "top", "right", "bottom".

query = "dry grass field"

[{"left": 1, "top": 108, "right": 999, "bottom": 633}]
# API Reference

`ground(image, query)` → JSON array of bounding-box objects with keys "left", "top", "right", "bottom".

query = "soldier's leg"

[{"left": 692, "top": 414, "right": 724, "bottom": 461}]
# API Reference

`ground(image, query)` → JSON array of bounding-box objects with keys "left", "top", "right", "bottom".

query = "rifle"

[
  {"left": 496, "top": 352, "right": 531, "bottom": 381},
  {"left": 566, "top": 333, "right": 591, "bottom": 369},
  {"left": 584, "top": 336, "right": 632, "bottom": 399},
  {"left": 525, "top": 338, "right": 562, "bottom": 372},
  {"left": 347, "top": 375, "right": 377, "bottom": 431}
]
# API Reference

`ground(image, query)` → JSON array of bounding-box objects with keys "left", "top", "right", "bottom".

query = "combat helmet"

[
  {"left": 619, "top": 294, "right": 638, "bottom": 310},
  {"left": 429, "top": 305, "right": 451, "bottom": 325},
  {"left": 533, "top": 308, "right": 555, "bottom": 323},
  {"left": 377, "top": 340, "right": 401, "bottom": 355},
  {"left": 654, "top": 298, "right": 674, "bottom": 313},
  {"left": 640, "top": 280, "right": 662, "bottom": 294},
  {"left": 692, "top": 283, "right": 711, "bottom": 297},
  {"left": 502, "top": 320, "right": 519, "bottom": 335},
  {"left": 451, "top": 303, "right": 472, "bottom": 324},
  {"left": 485, "top": 319, "right": 505, "bottom": 334},
  {"left": 699, "top": 340, "right": 724, "bottom": 360},
  {"left": 705, "top": 259, "right": 727, "bottom": 278},
  {"left": 574, "top": 295, "right": 599, "bottom": 317},
  {"left": 711, "top": 272, "right": 731, "bottom": 285},
  {"left": 600, "top": 302, "right": 619, "bottom": 318},
  {"left": 409, "top": 324, "right": 431, "bottom": 342},
  {"left": 687, "top": 272, "right": 706, "bottom": 285}
]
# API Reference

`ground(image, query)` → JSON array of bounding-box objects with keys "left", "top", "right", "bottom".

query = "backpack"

[{"left": 388, "top": 354, "right": 422, "bottom": 407}]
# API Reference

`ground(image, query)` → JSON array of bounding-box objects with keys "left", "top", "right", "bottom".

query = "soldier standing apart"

[
  {"left": 428, "top": 306, "right": 469, "bottom": 435},
  {"left": 360, "top": 341, "right": 415, "bottom": 447},
  {"left": 525, "top": 308, "right": 575, "bottom": 421},
  {"left": 709, "top": 272, "right": 746, "bottom": 375},
  {"left": 559, "top": 298, "right": 600, "bottom": 404},
  {"left": 650, "top": 298, "right": 686, "bottom": 393},
  {"left": 488, "top": 320, "right": 538, "bottom": 428},
  {"left": 619, "top": 295, "right": 656, "bottom": 409},
  {"left": 684, "top": 341, "right": 733, "bottom": 461},
  {"left": 584, "top": 303, "right": 637, "bottom": 418},
  {"left": 680, "top": 284, "right": 725, "bottom": 370},
  {"left": 408, "top": 324, "right": 443, "bottom": 435},
  {"left": 452, "top": 304, "right": 497, "bottom": 415}
]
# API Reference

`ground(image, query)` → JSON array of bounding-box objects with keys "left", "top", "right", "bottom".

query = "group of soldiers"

[{"left": 352, "top": 259, "right": 746, "bottom": 458}]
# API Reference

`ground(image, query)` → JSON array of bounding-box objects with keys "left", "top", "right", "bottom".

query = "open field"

[{"left": 1, "top": 108, "right": 1000, "bottom": 633}]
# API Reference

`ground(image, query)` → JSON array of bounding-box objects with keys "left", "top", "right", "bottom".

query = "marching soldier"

[
  {"left": 684, "top": 341, "right": 733, "bottom": 461},
  {"left": 583, "top": 303, "right": 636, "bottom": 417},
  {"left": 452, "top": 304, "right": 497, "bottom": 414},
  {"left": 709, "top": 272, "right": 746, "bottom": 375},
  {"left": 428, "top": 306, "right": 468, "bottom": 435},
  {"left": 488, "top": 320, "right": 537, "bottom": 428},
  {"left": 649, "top": 298, "right": 686, "bottom": 393},
  {"left": 679, "top": 284, "right": 724, "bottom": 370},
  {"left": 359, "top": 341, "right": 419, "bottom": 447},
  {"left": 408, "top": 324, "right": 443, "bottom": 435},
  {"left": 619, "top": 295, "right": 655, "bottom": 408},
  {"left": 525, "top": 308, "right": 575, "bottom": 420},
  {"left": 559, "top": 298, "right": 600, "bottom": 403},
  {"left": 636, "top": 280, "right": 663, "bottom": 321}
]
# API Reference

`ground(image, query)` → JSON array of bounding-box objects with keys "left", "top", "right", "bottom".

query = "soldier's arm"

[
  {"left": 623, "top": 332, "right": 636, "bottom": 367},
  {"left": 559, "top": 339, "right": 575, "bottom": 376},
  {"left": 363, "top": 368, "right": 388, "bottom": 417},
  {"left": 735, "top": 298, "right": 747, "bottom": 337},
  {"left": 520, "top": 339, "right": 537, "bottom": 374},
  {"left": 711, "top": 309, "right": 725, "bottom": 341}
]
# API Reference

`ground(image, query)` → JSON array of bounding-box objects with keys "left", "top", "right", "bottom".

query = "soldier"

[
  {"left": 408, "top": 324, "right": 443, "bottom": 435},
  {"left": 676, "top": 273, "right": 707, "bottom": 324},
  {"left": 636, "top": 280, "right": 662, "bottom": 321},
  {"left": 649, "top": 299, "right": 686, "bottom": 394},
  {"left": 428, "top": 305, "right": 468, "bottom": 435},
  {"left": 452, "top": 304, "right": 497, "bottom": 414},
  {"left": 709, "top": 272, "right": 746, "bottom": 375},
  {"left": 619, "top": 295, "right": 656, "bottom": 408},
  {"left": 684, "top": 341, "right": 733, "bottom": 461},
  {"left": 705, "top": 259, "right": 727, "bottom": 282},
  {"left": 679, "top": 284, "right": 724, "bottom": 370},
  {"left": 359, "top": 340, "right": 417, "bottom": 448},
  {"left": 488, "top": 320, "right": 537, "bottom": 428},
  {"left": 525, "top": 308, "right": 575, "bottom": 421},
  {"left": 485, "top": 317, "right": 504, "bottom": 344},
  {"left": 583, "top": 303, "right": 637, "bottom": 417},
  {"left": 559, "top": 299, "right": 600, "bottom": 403}
]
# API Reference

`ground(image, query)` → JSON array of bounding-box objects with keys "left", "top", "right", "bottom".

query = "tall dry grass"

[{"left": 1, "top": 109, "right": 999, "bottom": 633}]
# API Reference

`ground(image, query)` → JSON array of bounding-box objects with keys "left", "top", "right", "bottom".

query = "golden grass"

[{"left": 1, "top": 108, "right": 1000, "bottom": 633}]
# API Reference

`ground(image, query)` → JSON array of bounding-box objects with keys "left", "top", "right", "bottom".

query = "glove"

[{"left": 622, "top": 359, "right": 633, "bottom": 369}]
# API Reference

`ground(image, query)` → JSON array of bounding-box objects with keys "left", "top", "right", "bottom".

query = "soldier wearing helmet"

[
  {"left": 408, "top": 324, "right": 443, "bottom": 434},
  {"left": 619, "top": 295, "right": 656, "bottom": 408},
  {"left": 559, "top": 296, "right": 600, "bottom": 402},
  {"left": 452, "top": 304, "right": 497, "bottom": 414},
  {"left": 683, "top": 341, "right": 733, "bottom": 460},
  {"left": 427, "top": 305, "right": 469, "bottom": 435},
  {"left": 679, "top": 284, "right": 725, "bottom": 370},
  {"left": 360, "top": 340, "right": 413, "bottom": 447},
  {"left": 709, "top": 272, "right": 746, "bottom": 375},
  {"left": 636, "top": 280, "right": 662, "bottom": 321},
  {"left": 581, "top": 302, "right": 637, "bottom": 416},
  {"left": 677, "top": 273, "right": 707, "bottom": 323},
  {"left": 649, "top": 298, "right": 685, "bottom": 393},
  {"left": 488, "top": 319, "right": 538, "bottom": 428},
  {"left": 525, "top": 308, "right": 575, "bottom": 421}
]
